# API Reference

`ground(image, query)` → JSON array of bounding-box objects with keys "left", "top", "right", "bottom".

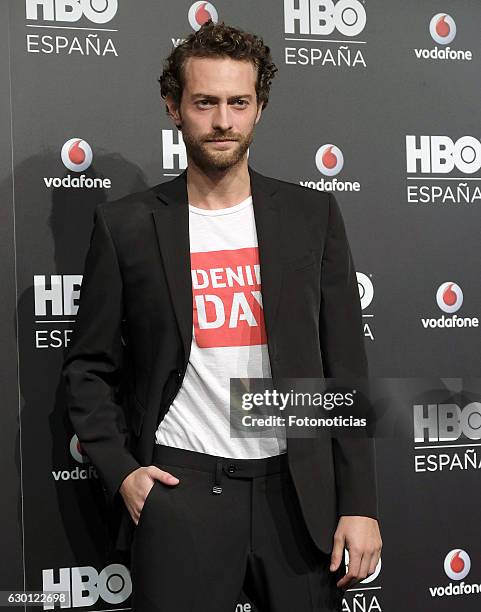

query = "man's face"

[{"left": 167, "top": 56, "right": 263, "bottom": 172}]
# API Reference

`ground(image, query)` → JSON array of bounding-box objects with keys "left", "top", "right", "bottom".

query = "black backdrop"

[{"left": 2, "top": 1, "right": 481, "bottom": 610}]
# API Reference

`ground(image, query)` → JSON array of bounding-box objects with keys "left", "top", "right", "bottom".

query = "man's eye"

[
  {"left": 197, "top": 100, "right": 212, "bottom": 107},
  {"left": 233, "top": 99, "right": 248, "bottom": 106}
]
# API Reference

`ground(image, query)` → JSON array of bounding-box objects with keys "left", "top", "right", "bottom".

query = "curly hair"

[{"left": 158, "top": 20, "right": 278, "bottom": 115}]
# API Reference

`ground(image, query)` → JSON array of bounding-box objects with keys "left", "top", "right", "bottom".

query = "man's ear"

[
  {"left": 255, "top": 103, "right": 263, "bottom": 124},
  {"left": 165, "top": 94, "right": 182, "bottom": 129}
]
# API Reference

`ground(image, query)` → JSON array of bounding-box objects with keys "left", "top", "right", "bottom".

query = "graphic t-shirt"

[{"left": 154, "top": 195, "right": 287, "bottom": 458}]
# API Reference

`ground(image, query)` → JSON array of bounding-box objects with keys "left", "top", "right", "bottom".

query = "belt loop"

[{"left": 212, "top": 459, "right": 223, "bottom": 494}]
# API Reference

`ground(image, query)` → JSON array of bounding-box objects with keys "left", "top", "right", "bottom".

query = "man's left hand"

[{"left": 329, "top": 516, "right": 382, "bottom": 589}]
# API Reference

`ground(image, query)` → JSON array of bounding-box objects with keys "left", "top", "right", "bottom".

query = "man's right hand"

[{"left": 119, "top": 466, "right": 179, "bottom": 525}]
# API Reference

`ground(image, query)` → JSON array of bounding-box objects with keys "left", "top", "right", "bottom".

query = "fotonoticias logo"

[
  {"left": 429, "top": 14, "right": 456, "bottom": 45},
  {"left": 436, "top": 282, "right": 463, "bottom": 314},
  {"left": 188, "top": 2, "right": 218, "bottom": 31},
  {"left": 61, "top": 138, "right": 93, "bottom": 172}
]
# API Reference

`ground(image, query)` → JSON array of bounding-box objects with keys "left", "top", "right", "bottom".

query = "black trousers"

[{"left": 130, "top": 444, "right": 346, "bottom": 611}]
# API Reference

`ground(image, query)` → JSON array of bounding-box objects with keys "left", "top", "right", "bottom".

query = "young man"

[{"left": 62, "top": 20, "right": 381, "bottom": 612}]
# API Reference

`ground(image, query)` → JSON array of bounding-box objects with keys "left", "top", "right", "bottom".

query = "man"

[{"left": 62, "top": 20, "right": 381, "bottom": 612}]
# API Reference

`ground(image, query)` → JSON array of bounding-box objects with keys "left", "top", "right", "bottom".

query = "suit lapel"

[
  {"left": 151, "top": 165, "right": 283, "bottom": 370},
  {"left": 151, "top": 171, "right": 192, "bottom": 365},
  {"left": 248, "top": 166, "right": 283, "bottom": 359}
]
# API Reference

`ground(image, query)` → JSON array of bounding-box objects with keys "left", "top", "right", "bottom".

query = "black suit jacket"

[{"left": 62, "top": 165, "right": 378, "bottom": 556}]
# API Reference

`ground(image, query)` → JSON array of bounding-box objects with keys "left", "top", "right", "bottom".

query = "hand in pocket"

[{"left": 119, "top": 465, "right": 180, "bottom": 525}]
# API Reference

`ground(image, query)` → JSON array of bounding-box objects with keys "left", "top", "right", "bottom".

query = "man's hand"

[
  {"left": 330, "top": 516, "right": 382, "bottom": 589},
  {"left": 119, "top": 466, "right": 180, "bottom": 525}
]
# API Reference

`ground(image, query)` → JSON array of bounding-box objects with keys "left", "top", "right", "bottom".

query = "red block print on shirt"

[{"left": 191, "top": 246, "right": 268, "bottom": 348}]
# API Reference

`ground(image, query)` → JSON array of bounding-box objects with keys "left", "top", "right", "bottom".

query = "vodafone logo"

[
  {"left": 300, "top": 143, "right": 360, "bottom": 192},
  {"left": 444, "top": 549, "right": 471, "bottom": 581},
  {"left": 421, "top": 282, "right": 478, "bottom": 329},
  {"left": 413, "top": 11, "right": 471, "bottom": 62},
  {"left": 69, "top": 434, "right": 89, "bottom": 464},
  {"left": 430, "top": 548, "right": 481, "bottom": 597},
  {"left": 436, "top": 282, "right": 463, "bottom": 314},
  {"left": 188, "top": 2, "right": 218, "bottom": 31},
  {"left": 61, "top": 138, "right": 93, "bottom": 172},
  {"left": 429, "top": 14, "right": 456, "bottom": 45},
  {"left": 51, "top": 434, "right": 98, "bottom": 481},
  {"left": 315, "top": 144, "right": 344, "bottom": 176},
  {"left": 43, "top": 139, "right": 110, "bottom": 189}
]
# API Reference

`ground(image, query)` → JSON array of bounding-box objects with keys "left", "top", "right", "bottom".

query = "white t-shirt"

[{"left": 154, "top": 195, "right": 287, "bottom": 458}]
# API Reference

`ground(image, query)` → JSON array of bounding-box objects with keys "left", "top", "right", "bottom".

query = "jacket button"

[{"left": 228, "top": 464, "right": 236, "bottom": 473}]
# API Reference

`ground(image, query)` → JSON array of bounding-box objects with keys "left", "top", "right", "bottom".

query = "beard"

[{"left": 179, "top": 120, "right": 254, "bottom": 173}]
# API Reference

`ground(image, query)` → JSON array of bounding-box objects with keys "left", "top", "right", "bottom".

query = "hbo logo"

[
  {"left": 406, "top": 135, "right": 481, "bottom": 174},
  {"left": 284, "top": 0, "right": 367, "bottom": 36},
  {"left": 414, "top": 403, "right": 481, "bottom": 442},
  {"left": 42, "top": 564, "right": 131, "bottom": 609},
  {"left": 26, "top": 0, "right": 118, "bottom": 24}
]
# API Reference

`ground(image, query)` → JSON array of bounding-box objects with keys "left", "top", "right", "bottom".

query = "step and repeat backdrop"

[{"left": 2, "top": 1, "right": 481, "bottom": 611}]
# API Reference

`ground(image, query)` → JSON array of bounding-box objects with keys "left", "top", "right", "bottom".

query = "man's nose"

[{"left": 212, "top": 103, "right": 232, "bottom": 131}]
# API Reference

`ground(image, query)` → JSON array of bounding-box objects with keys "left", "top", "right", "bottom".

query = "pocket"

[{"left": 136, "top": 481, "right": 157, "bottom": 529}]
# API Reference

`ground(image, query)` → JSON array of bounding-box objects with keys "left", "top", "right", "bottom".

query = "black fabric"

[{"left": 130, "top": 445, "right": 346, "bottom": 612}]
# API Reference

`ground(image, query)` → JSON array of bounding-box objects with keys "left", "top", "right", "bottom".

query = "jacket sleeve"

[
  {"left": 61, "top": 203, "right": 141, "bottom": 505},
  {"left": 319, "top": 192, "right": 379, "bottom": 520}
]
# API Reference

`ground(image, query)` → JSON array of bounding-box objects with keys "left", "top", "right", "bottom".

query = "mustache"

[{"left": 205, "top": 135, "right": 240, "bottom": 141}]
